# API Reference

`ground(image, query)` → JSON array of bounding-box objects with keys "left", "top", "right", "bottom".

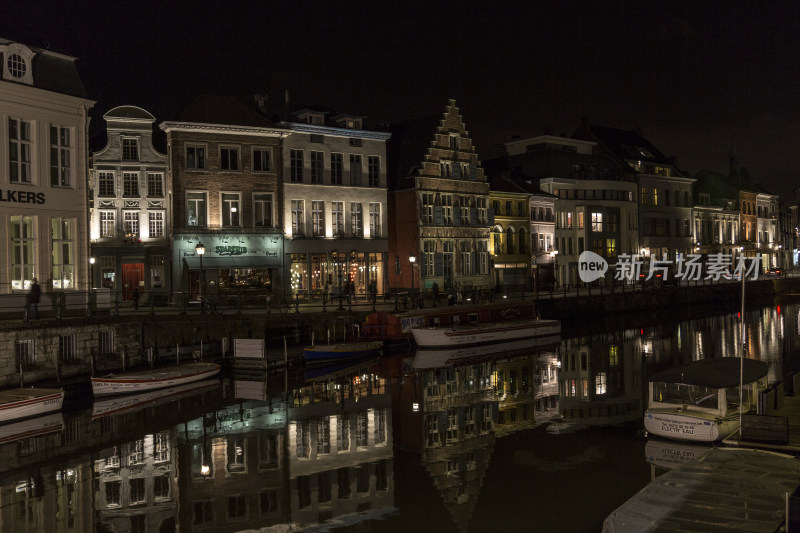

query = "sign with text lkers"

[{"left": 0, "top": 189, "right": 45, "bottom": 204}]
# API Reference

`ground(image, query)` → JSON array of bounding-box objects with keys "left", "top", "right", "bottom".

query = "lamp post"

[
  {"left": 409, "top": 254, "right": 417, "bottom": 307},
  {"left": 196, "top": 242, "right": 205, "bottom": 304},
  {"left": 89, "top": 257, "right": 95, "bottom": 289}
]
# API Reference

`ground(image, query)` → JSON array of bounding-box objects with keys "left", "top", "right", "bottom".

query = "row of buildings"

[{"left": 1, "top": 37, "right": 797, "bottom": 302}]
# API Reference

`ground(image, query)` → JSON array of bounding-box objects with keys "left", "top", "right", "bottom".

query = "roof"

[
  {"left": 579, "top": 123, "right": 674, "bottom": 167},
  {"left": 648, "top": 358, "right": 768, "bottom": 389},
  {"left": 488, "top": 173, "right": 540, "bottom": 195},
  {"left": 604, "top": 447, "right": 800, "bottom": 532},
  {"left": 177, "top": 95, "right": 276, "bottom": 127},
  {"left": 104, "top": 105, "right": 155, "bottom": 121},
  {"left": 0, "top": 39, "right": 89, "bottom": 99}
]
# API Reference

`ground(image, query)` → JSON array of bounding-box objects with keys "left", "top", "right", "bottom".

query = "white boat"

[
  {"left": 0, "top": 387, "right": 64, "bottom": 423},
  {"left": 643, "top": 357, "right": 768, "bottom": 442},
  {"left": 91, "top": 362, "right": 221, "bottom": 397},
  {"left": 0, "top": 412, "right": 64, "bottom": 445},
  {"left": 92, "top": 380, "right": 220, "bottom": 418},
  {"left": 413, "top": 334, "right": 561, "bottom": 369},
  {"left": 604, "top": 447, "right": 800, "bottom": 532},
  {"left": 410, "top": 318, "right": 561, "bottom": 349}
]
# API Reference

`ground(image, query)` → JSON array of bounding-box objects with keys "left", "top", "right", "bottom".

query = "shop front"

[{"left": 289, "top": 251, "right": 385, "bottom": 301}]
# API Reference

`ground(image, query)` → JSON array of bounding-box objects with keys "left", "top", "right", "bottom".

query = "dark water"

[{"left": 1, "top": 300, "right": 797, "bottom": 533}]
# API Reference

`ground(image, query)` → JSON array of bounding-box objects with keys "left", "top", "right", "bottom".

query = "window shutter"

[
  {"left": 434, "top": 206, "right": 443, "bottom": 225},
  {"left": 435, "top": 253, "right": 443, "bottom": 276},
  {"left": 488, "top": 208, "right": 495, "bottom": 226},
  {"left": 452, "top": 163, "right": 461, "bottom": 178},
  {"left": 469, "top": 164, "right": 477, "bottom": 180},
  {"left": 452, "top": 212, "right": 461, "bottom": 226},
  {"left": 471, "top": 253, "right": 477, "bottom": 274},
  {"left": 470, "top": 208, "right": 478, "bottom": 226},
  {"left": 438, "top": 411, "right": 448, "bottom": 431}
]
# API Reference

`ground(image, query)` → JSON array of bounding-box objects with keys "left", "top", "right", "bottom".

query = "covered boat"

[
  {"left": 0, "top": 387, "right": 64, "bottom": 423},
  {"left": 643, "top": 357, "right": 768, "bottom": 442},
  {"left": 91, "top": 362, "right": 221, "bottom": 396},
  {"left": 303, "top": 341, "right": 382, "bottom": 364},
  {"left": 411, "top": 318, "right": 561, "bottom": 349}
]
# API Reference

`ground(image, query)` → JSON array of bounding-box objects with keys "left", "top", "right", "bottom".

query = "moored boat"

[
  {"left": 411, "top": 318, "right": 561, "bottom": 349},
  {"left": 643, "top": 357, "right": 768, "bottom": 442},
  {"left": 413, "top": 334, "right": 561, "bottom": 369},
  {"left": 0, "top": 387, "right": 64, "bottom": 423},
  {"left": 303, "top": 341, "right": 382, "bottom": 364},
  {"left": 92, "top": 380, "right": 220, "bottom": 418},
  {"left": 0, "top": 412, "right": 64, "bottom": 445},
  {"left": 91, "top": 362, "right": 221, "bottom": 397}
]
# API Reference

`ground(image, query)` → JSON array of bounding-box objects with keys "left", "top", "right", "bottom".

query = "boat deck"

[{"left": 0, "top": 388, "right": 61, "bottom": 404}]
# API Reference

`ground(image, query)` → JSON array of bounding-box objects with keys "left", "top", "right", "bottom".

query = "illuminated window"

[
  {"left": 51, "top": 218, "right": 75, "bottom": 289},
  {"left": 312, "top": 201, "right": 324, "bottom": 237},
  {"left": 595, "top": 373, "right": 607, "bottom": 395},
  {"left": 578, "top": 211, "right": 584, "bottom": 229},
  {"left": 606, "top": 238, "right": 616, "bottom": 258},
  {"left": 332, "top": 202, "right": 344, "bottom": 237},
  {"left": 640, "top": 187, "right": 647, "bottom": 205},
  {"left": 591, "top": 212, "right": 603, "bottom": 232},
  {"left": 123, "top": 211, "right": 139, "bottom": 236},
  {"left": 369, "top": 203, "right": 381, "bottom": 238},
  {"left": 254, "top": 193, "right": 273, "bottom": 227},
  {"left": 652, "top": 188, "right": 659, "bottom": 206},
  {"left": 186, "top": 192, "right": 207, "bottom": 226},
  {"left": 291, "top": 200, "right": 304, "bottom": 236},
  {"left": 100, "top": 211, "right": 115, "bottom": 237},
  {"left": 147, "top": 173, "right": 163, "bottom": 197},
  {"left": 221, "top": 193, "right": 240, "bottom": 227},
  {"left": 350, "top": 202, "right": 363, "bottom": 237},
  {"left": 98, "top": 171, "right": 114, "bottom": 196},
  {"left": 123, "top": 172, "right": 139, "bottom": 196}
]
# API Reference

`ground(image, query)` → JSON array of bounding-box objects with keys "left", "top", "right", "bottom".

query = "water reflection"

[{"left": 0, "top": 302, "right": 797, "bottom": 531}]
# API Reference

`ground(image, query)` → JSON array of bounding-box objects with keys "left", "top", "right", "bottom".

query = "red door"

[{"left": 122, "top": 263, "right": 144, "bottom": 300}]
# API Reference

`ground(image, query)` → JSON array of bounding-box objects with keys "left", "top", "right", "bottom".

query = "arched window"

[
  {"left": 506, "top": 227, "right": 515, "bottom": 254},
  {"left": 492, "top": 227, "right": 503, "bottom": 255},
  {"left": 519, "top": 228, "right": 527, "bottom": 254}
]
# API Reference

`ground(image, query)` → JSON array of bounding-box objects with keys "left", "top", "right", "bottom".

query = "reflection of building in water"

[
  {"left": 177, "top": 401, "right": 289, "bottom": 532},
  {"left": 559, "top": 333, "right": 643, "bottom": 424},
  {"left": 493, "top": 352, "right": 560, "bottom": 435},
  {"left": 94, "top": 430, "right": 178, "bottom": 532},
  {"left": 288, "top": 371, "right": 395, "bottom": 528},
  {"left": 394, "top": 358, "right": 497, "bottom": 530}
]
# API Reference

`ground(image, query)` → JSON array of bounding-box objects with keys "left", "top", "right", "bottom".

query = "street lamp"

[
  {"left": 409, "top": 254, "right": 417, "bottom": 307},
  {"left": 89, "top": 257, "right": 95, "bottom": 289},
  {"left": 195, "top": 242, "right": 205, "bottom": 302}
]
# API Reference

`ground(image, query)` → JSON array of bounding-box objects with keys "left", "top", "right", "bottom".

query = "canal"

[{"left": 1, "top": 298, "right": 797, "bottom": 532}]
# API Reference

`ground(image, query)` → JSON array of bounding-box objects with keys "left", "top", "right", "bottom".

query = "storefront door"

[{"left": 122, "top": 263, "right": 144, "bottom": 300}]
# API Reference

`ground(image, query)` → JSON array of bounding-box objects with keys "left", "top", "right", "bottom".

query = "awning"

[{"left": 183, "top": 256, "right": 276, "bottom": 269}]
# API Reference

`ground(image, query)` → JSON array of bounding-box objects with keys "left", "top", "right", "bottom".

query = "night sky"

[{"left": 4, "top": 1, "right": 800, "bottom": 196}]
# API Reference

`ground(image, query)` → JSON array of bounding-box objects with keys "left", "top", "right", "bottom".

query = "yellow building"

[{"left": 488, "top": 174, "right": 536, "bottom": 290}]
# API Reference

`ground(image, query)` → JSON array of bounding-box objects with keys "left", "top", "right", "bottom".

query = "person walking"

[{"left": 29, "top": 278, "right": 41, "bottom": 320}]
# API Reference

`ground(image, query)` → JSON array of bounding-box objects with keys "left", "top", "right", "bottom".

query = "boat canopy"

[{"left": 648, "top": 358, "right": 768, "bottom": 389}]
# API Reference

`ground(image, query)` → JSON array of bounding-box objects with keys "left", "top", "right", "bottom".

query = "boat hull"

[
  {"left": 0, "top": 388, "right": 64, "bottom": 423},
  {"left": 411, "top": 319, "right": 561, "bottom": 349},
  {"left": 91, "top": 362, "right": 221, "bottom": 396},
  {"left": 303, "top": 342, "right": 382, "bottom": 364},
  {"left": 644, "top": 410, "right": 739, "bottom": 442}
]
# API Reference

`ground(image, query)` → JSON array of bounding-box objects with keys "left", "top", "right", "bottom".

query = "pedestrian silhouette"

[
  {"left": 132, "top": 286, "right": 140, "bottom": 310},
  {"left": 432, "top": 281, "right": 439, "bottom": 307},
  {"left": 28, "top": 278, "right": 41, "bottom": 319}
]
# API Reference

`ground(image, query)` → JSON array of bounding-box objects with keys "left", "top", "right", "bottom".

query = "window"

[
  {"left": 652, "top": 188, "right": 659, "bottom": 206},
  {"left": 578, "top": 211, "right": 584, "bottom": 229},
  {"left": 440, "top": 161, "right": 452, "bottom": 177},
  {"left": 154, "top": 475, "right": 170, "bottom": 500},
  {"left": 7, "top": 53, "right": 27, "bottom": 79},
  {"left": 477, "top": 197, "right": 488, "bottom": 224},
  {"left": 259, "top": 490, "right": 278, "bottom": 515},
  {"left": 254, "top": 193, "right": 273, "bottom": 227},
  {"left": 591, "top": 212, "right": 603, "bottom": 232},
  {"left": 665, "top": 189, "right": 671, "bottom": 206},
  {"left": 349, "top": 155, "right": 362, "bottom": 185},
  {"left": 123, "top": 211, "right": 139, "bottom": 236},
  {"left": 290, "top": 149, "right": 303, "bottom": 182},
  {"left": 186, "top": 144, "right": 206, "bottom": 170},
  {"left": 606, "top": 238, "right": 616, "bottom": 257},
  {"left": 331, "top": 153, "right": 343, "bottom": 184},
  {"left": 105, "top": 480, "right": 121, "bottom": 508},
  {"left": 227, "top": 495, "right": 247, "bottom": 520},
  {"left": 449, "top": 133, "right": 459, "bottom": 149},
  {"left": 337, "top": 415, "right": 350, "bottom": 451},
  {"left": 317, "top": 418, "right": 331, "bottom": 455},
  {"left": 220, "top": 146, "right": 240, "bottom": 171},
  {"left": 442, "top": 194, "right": 453, "bottom": 224},
  {"left": 369, "top": 203, "right": 381, "bottom": 238},
  {"left": 147, "top": 173, "right": 163, "bottom": 197},
  {"left": 566, "top": 212, "right": 573, "bottom": 229},
  {"left": 423, "top": 241, "right": 435, "bottom": 276},
  {"left": 461, "top": 241, "right": 472, "bottom": 275},
  {"left": 186, "top": 192, "right": 207, "bottom": 226},
  {"left": 222, "top": 193, "right": 240, "bottom": 227},
  {"left": 51, "top": 218, "right": 75, "bottom": 289},
  {"left": 98, "top": 171, "right": 114, "bottom": 197},
  {"left": 59, "top": 334, "right": 77, "bottom": 363},
  {"left": 350, "top": 202, "right": 363, "bottom": 237},
  {"left": 506, "top": 227, "right": 515, "bottom": 254},
  {"left": 130, "top": 478, "right": 145, "bottom": 505},
  {"left": 154, "top": 433, "right": 169, "bottom": 462},
  {"left": 291, "top": 200, "right": 304, "bottom": 236},
  {"left": 310, "top": 150, "right": 323, "bottom": 183},
  {"left": 368, "top": 156, "right": 380, "bottom": 186},
  {"left": 9, "top": 118, "right": 31, "bottom": 183},
  {"left": 460, "top": 196, "right": 470, "bottom": 225},
  {"left": 122, "top": 138, "right": 139, "bottom": 161},
  {"left": 332, "top": 202, "right": 344, "bottom": 236},
  {"left": 519, "top": 228, "right": 527, "bottom": 254},
  {"left": 193, "top": 501, "right": 213, "bottom": 526},
  {"left": 100, "top": 211, "right": 115, "bottom": 238},
  {"left": 310, "top": 134, "right": 324, "bottom": 143},
  {"left": 99, "top": 330, "right": 114, "bottom": 357},
  {"left": 312, "top": 201, "right": 324, "bottom": 237},
  {"left": 253, "top": 147, "right": 273, "bottom": 172},
  {"left": 640, "top": 187, "right": 647, "bottom": 205},
  {"left": 16, "top": 339, "right": 34, "bottom": 367},
  {"left": 123, "top": 172, "right": 139, "bottom": 196},
  {"left": 422, "top": 193, "right": 434, "bottom": 224},
  {"left": 50, "top": 125, "right": 71, "bottom": 186}
]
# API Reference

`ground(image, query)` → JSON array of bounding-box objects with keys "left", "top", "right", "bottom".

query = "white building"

[
  {"left": 0, "top": 39, "right": 94, "bottom": 294},
  {"left": 90, "top": 106, "right": 170, "bottom": 300},
  {"left": 279, "top": 108, "right": 390, "bottom": 299}
]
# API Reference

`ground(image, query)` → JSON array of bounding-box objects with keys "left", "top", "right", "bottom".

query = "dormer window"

[
  {"left": 2, "top": 44, "right": 35, "bottom": 85},
  {"left": 346, "top": 119, "right": 362, "bottom": 129},
  {"left": 122, "top": 138, "right": 139, "bottom": 161}
]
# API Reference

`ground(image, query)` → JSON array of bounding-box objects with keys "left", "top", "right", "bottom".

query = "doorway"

[{"left": 122, "top": 263, "right": 144, "bottom": 300}]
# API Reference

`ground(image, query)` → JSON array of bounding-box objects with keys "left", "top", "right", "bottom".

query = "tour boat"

[
  {"left": 92, "top": 380, "right": 220, "bottom": 418},
  {"left": 410, "top": 318, "right": 561, "bottom": 349},
  {"left": 413, "top": 334, "right": 561, "bottom": 369},
  {"left": 643, "top": 357, "right": 768, "bottom": 442},
  {"left": 0, "top": 387, "right": 64, "bottom": 423},
  {"left": 91, "top": 362, "right": 221, "bottom": 396},
  {"left": 303, "top": 341, "right": 382, "bottom": 364}
]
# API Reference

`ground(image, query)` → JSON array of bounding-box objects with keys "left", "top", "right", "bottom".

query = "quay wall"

[{"left": 1, "top": 278, "right": 797, "bottom": 388}]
